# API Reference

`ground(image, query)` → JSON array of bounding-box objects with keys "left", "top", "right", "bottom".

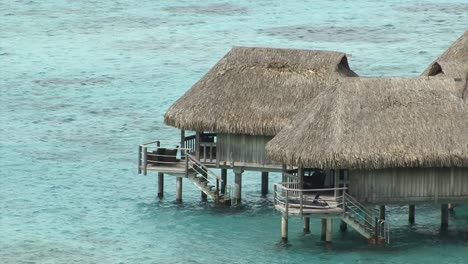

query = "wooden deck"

[
  {"left": 218, "top": 161, "right": 283, "bottom": 172},
  {"left": 274, "top": 194, "right": 343, "bottom": 216},
  {"left": 142, "top": 163, "right": 187, "bottom": 176}
]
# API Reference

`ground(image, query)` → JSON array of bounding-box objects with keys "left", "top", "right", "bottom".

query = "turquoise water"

[{"left": 1, "top": 0, "right": 468, "bottom": 263}]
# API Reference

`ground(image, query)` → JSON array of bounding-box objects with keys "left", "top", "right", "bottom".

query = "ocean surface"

[{"left": 1, "top": 0, "right": 468, "bottom": 263}]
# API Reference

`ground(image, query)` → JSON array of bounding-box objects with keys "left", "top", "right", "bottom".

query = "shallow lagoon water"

[{"left": 1, "top": 0, "right": 467, "bottom": 263}]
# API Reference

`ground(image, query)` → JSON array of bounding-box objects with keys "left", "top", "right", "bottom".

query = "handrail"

[
  {"left": 342, "top": 193, "right": 374, "bottom": 227},
  {"left": 186, "top": 153, "right": 231, "bottom": 201},
  {"left": 273, "top": 183, "right": 346, "bottom": 215},
  {"left": 275, "top": 183, "right": 348, "bottom": 193},
  {"left": 341, "top": 192, "right": 390, "bottom": 244},
  {"left": 141, "top": 141, "right": 185, "bottom": 146}
]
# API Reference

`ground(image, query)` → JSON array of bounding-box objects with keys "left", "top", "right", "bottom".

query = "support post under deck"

[
  {"left": 261, "top": 171, "right": 269, "bottom": 195},
  {"left": 221, "top": 168, "right": 227, "bottom": 195},
  {"left": 409, "top": 205, "right": 415, "bottom": 224},
  {"left": 157, "top": 172, "right": 164, "bottom": 199},
  {"left": 321, "top": 219, "right": 327, "bottom": 241},
  {"left": 326, "top": 218, "right": 333, "bottom": 243},
  {"left": 340, "top": 220, "right": 347, "bottom": 232},
  {"left": 303, "top": 217, "right": 310, "bottom": 234},
  {"left": 441, "top": 204, "right": 449, "bottom": 229},
  {"left": 176, "top": 177, "right": 182, "bottom": 202},
  {"left": 234, "top": 169, "right": 242, "bottom": 203},
  {"left": 281, "top": 213, "right": 288, "bottom": 242},
  {"left": 379, "top": 205, "right": 386, "bottom": 220}
]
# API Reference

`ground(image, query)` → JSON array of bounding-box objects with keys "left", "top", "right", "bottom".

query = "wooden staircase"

[
  {"left": 339, "top": 192, "right": 390, "bottom": 244},
  {"left": 185, "top": 154, "right": 233, "bottom": 205}
]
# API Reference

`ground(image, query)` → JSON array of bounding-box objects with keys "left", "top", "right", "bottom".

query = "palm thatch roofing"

[
  {"left": 422, "top": 30, "right": 468, "bottom": 79},
  {"left": 164, "top": 47, "right": 358, "bottom": 136},
  {"left": 266, "top": 77, "right": 468, "bottom": 169}
]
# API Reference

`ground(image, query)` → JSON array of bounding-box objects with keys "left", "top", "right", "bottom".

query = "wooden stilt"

[
  {"left": 157, "top": 172, "right": 164, "bottom": 199},
  {"left": 235, "top": 170, "right": 242, "bottom": 203},
  {"left": 303, "top": 217, "right": 310, "bottom": 234},
  {"left": 379, "top": 205, "right": 385, "bottom": 220},
  {"left": 326, "top": 218, "right": 333, "bottom": 243},
  {"left": 221, "top": 168, "right": 227, "bottom": 195},
  {"left": 281, "top": 213, "right": 288, "bottom": 242},
  {"left": 176, "top": 177, "right": 182, "bottom": 202},
  {"left": 321, "top": 219, "right": 327, "bottom": 241},
  {"left": 441, "top": 204, "right": 449, "bottom": 228},
  {"left": 340, "top": 220, "right": 347, "bottom": 232},
  {"left": 409, "top": 205, "right": 415, "bottom": 224},
  {"left": 261, "top": 171, "right": 269, "bottom": 195}
]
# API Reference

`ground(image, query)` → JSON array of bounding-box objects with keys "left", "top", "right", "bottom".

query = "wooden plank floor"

[
  {"left": 143, "top": 162, "right": 187, "bottom": 175},
  {"left": 275, "top": 194, "right": 344, "bottom": 216}
]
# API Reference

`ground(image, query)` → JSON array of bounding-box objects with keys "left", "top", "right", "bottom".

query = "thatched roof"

[
  {"left": 422, "top": 30, "right": 468, "bottom": 79},
  {"left": 164, "top": 47, "right": 358, "bottom": 136},
  {"left": 266, "top": 77, "right": 468, "bottom": 169}
]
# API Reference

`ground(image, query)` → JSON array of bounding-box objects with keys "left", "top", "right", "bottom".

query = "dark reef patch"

[
  {"left": 259, "top": 25, "right": 406, "bottom": 44},
  {"left": 396, "top": 3, "right": 468, "bottom": 14},
  {"left": 33, "top": 76, "right": 113, "bottom": 87},
  {"left": 163, "top": 3, "right": 248, "bottom": 15}
]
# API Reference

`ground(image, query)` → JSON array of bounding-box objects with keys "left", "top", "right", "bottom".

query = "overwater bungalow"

[
  {"left": 265, "top": 77, "right": 468, "bottom": 243},
  {"left": 138, "top": 47, "right": 357, "bottom": 204},
  {"left": 422, "top": 30, "right": 467, "bottom": 79},
  {"left": 137, "top": 32, "right": 468, "bottom": 245}
]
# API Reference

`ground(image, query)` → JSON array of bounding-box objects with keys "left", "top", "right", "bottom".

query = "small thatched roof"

[
  {"left": 266, "top": 77, "right": 468, "bottom": 169},
  {"left": 422, "top": 30, "right": 468, "bottom": 79},
  {"left": 164, "top": 47, "right": 358, "bottom": 136}
]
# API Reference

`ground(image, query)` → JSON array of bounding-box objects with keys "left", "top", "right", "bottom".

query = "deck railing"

[
  {"left": 274, "top": 183, "right": 390, "bottom": 243},
  {"left": 199, "top": 142, "right": 216, "bottom": 164},
  {"left": 183, "top": 133, "right": 217, "bottom": 163},
  {"left": 138, "top": 140, "right": 232, "bottom": 203},
  {"left": 273, "top": 183, "right": 347, "bottom": 215},
  {"left": 138, "top": 141, "right": 189, "bottom": 175},
  {"left": 183, "top": 135, "right": 196, "bottom": 154}
]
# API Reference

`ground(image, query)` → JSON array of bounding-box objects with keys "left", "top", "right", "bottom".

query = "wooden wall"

[
  {"left": 349, "top": 168, "right": 468, "bottom": 204},
  {"left": 217, "top": 134, "right": 276, "bottom": 165}
]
